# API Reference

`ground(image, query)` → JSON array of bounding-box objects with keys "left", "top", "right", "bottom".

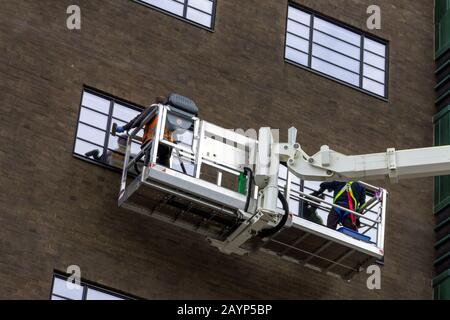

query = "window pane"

[
  {"left": 81, "top": 92, "right": 110, "bottom": 114},
  {"left": 363, "top": 50, "right": 385, "bottom": 70},
  {"left": 279, "top": 164, "right": 288, "bottom": 179},
  {"left": 79, "top": 107, "right": 109, "bottom": 130},
  {"left": 314, "top": 17, "right": 361, "bottom": 46},
  {"left": 312, "top": 57, "right": 359, "bottom": 86},
  {"left": 52, "top": 278, "right": 83, "bottom": 300},
  {"left": 363, "top": 77, "right": 385, "bottom": 96},
  {"left": 86, "top": 288, "right": 124, "bottom": 300},
  {"left": 286, "top": 33, "right": 309, "bottom": 53},
  {"left": 364, "top": 37, "right": 386, "bottom": 57},
  {"left": 289, "top": 199, "right": 300, "bottom": 215},
  {"left": 51, "top": 295, "right": 67, "bottom": 300},
  {"left": 187, "top": 0, "right": 213, "bottom": 14},
  {"left": 186, "top": 7, "right": 212, "bottom": 27},
  {"left": 312, "top": 44, "right": 360, "bottom": 73},
  {"left": 287, "top": 19, "right": 310, "bottom": 39},
  {"left": 288, "top": 6, "right": 311, "bottom": 26},
  {"left": 141, "top": 0, "right": 185, "bottom": 16},
  {"left": 173, "top": 129, "right": 194, "bottom": 146},
  {"left": 291, "top": 174, "right": 301, "bottom": 186},
  {"left": 113, "top": 103, "right": 140, "bottom": 123},
  {"left": 363, "top": 63, "right": 385, "bottom": 84},
  {"left": 108, "top": 135, "right": 142, "bottom": 156},
  {"left": 285, "top": 47, "right": 309, "bottom": 66},
  {"left": 313, "top": 30, "right": 360, "bottom": 59},
  {"left": 74, "top": 139, "right": 103, "bottom": 157},
  {"left": 77, "top": 123, "right": 106, "bottom": 146}
]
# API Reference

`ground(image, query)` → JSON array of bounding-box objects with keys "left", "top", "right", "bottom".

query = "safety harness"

[{"left": 333, "top": 182, "right": 359, "bottom": 228}]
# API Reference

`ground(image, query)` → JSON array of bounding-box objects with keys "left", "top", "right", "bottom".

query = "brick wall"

[{"left": 0, "top": 0, "right": 436, "bottom": 299}]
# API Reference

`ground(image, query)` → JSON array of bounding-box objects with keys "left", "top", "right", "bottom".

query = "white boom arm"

[
  {"left": 252, "top": 127, "right": 450, "bottom": 189},
  {"left": 277, "top": 128, "right": 450, "bottom": 184}
]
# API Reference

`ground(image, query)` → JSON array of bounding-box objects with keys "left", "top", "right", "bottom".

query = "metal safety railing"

[
  {"left": 279, "top": 171, "right": 387, "bottom": 251},
  {"left": 118, "top": 104, "right": 258, "bottom": 214}
]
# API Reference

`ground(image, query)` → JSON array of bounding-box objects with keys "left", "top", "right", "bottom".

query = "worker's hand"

[
  {"left": 311, "top": 188, "right": 325, "bottom": 198},
  {"left": 116, "top": 126, "right": 125, "bottom": 133}
]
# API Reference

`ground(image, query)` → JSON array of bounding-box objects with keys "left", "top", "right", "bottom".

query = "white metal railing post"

[
  {"left": 285, "top": 171, "right": 292, "bottom": 206},
  {"left": 119, "top": 134, "right": 133, "bottom": 200},
  {"left": 194, "top": 121, "right": 205, "bottom": 179},
  {"left": 377, "top": 189, "right": 387, "bottom": 251},
  {"left": 191, "top": 117, "right": 200, "bottom": 155},
  {"left": 149, "top": 104, "right": 164, "bottom": 165}
]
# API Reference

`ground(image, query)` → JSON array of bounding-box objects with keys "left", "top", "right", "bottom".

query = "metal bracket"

[
  {"left": 208, "top": 209, "right": 278, "bottom": 255},
  {"left": 320, "top": 145, "right": 331, "bottom": 167},
  {"left": 386, "top": 148, "right": 398, "bottom": 183}
]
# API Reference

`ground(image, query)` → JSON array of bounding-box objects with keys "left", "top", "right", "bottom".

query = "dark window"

[
  {"left": 73, "top": 89, "right": 144, "bottom": 170},
  {"left": 134, "top": 0, "right": 216, "bottom": 30},
  {"left": 436, "top": 0, "right": 450, "bottom": 58},
  {"left": 50, "top": 274, "right": 131, "bottom": 300},
  {"left": 434, "top": 106, "right": 450, "bottom": 214},
  {"left": 285, "top": 4, "right": 389, "bottom": 99}
]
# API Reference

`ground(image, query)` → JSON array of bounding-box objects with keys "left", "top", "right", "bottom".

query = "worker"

[
  {"left": 302, "top": 192, "right": 324, "bottom": 225},
  {"left": 314, "top": 181, "right": 366, "bottom": 231},
  {"left": 114, "top": 96, "right": 173, "bottom": 167}
]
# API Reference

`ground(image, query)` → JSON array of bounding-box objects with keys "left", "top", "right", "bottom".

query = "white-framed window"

[
  {"left": 73, "top": 88, "right": 145, "bottom": 170},
  {"left": 74, "top": 88, "right": 195, "bottom": 175},
  {"left": 285, "top": 4, "right": 388, "bottom": 98},
  {"left": 135, "top": 0, "right": 216, "bottom": 29},
  {"left": 51, "top": 274, "right": 131, "bottom": 300}
]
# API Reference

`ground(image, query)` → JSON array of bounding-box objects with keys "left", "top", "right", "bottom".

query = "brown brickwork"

[{"left": 0, "top": 0, "right": 436, "bottom": 299}]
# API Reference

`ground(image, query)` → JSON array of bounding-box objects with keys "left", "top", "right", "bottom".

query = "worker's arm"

[
  {"left": 121, "top": 114, "right": 140, "bottom": 132},
  {"left": 319, "top": 181, "right": 339, "bottom": 192},
  {"left": 309, "top": 181, "right": 337, "bottom": 197},
  {"left": 116, "top": 105, "right": 156, "bottom": 134}
]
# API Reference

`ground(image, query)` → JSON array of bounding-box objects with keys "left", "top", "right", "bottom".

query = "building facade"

[{"left": 0, "top": 0, "right": 441, "bottom": 299}]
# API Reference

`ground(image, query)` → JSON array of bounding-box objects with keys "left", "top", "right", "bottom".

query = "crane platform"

[{"left": 118, "top": 103, "right": 387, "bottom": 280}]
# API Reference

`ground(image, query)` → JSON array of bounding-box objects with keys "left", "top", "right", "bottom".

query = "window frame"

[
  {"left": 284, "top": 3, "right": 389, "bottom": 101},
  {"left": 72, "top": 86, "right": 145, "bottom": 173},
  {"left": 50, "top": 272, "right": 136, "bottom": 300},
  {"left": 133, "top": 0, "right": 217, "bottom": 32}
]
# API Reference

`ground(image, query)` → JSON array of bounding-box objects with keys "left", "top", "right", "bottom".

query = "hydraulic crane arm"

[
  {"left": 288, "top": 145, "right": 450, "bottom": 183},
  {"left": 256, "top": 127, "right": 450, "bottom": 187}
]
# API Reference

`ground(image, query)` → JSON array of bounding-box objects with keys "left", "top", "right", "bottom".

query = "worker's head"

[{"left": 154, "top": 96, "right": 167, "bottom": 104}]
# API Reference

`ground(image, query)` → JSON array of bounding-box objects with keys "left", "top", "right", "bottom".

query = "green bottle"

[{"left": 238, "top": 172, "right": 247, "bottom": 195}]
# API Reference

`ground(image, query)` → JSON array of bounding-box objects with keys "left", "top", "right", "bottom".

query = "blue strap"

[{"left": 334, "top": 208, "right": 349, "bottom": 224}]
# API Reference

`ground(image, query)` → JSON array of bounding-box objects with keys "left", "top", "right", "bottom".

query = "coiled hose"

[{"left": 258, "top": 190, "right": 290, "bottom": 239}]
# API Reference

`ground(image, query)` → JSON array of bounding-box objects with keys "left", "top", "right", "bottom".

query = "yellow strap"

[{"left": 333, "top": 182, "right": 359, "bottom": 209}]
